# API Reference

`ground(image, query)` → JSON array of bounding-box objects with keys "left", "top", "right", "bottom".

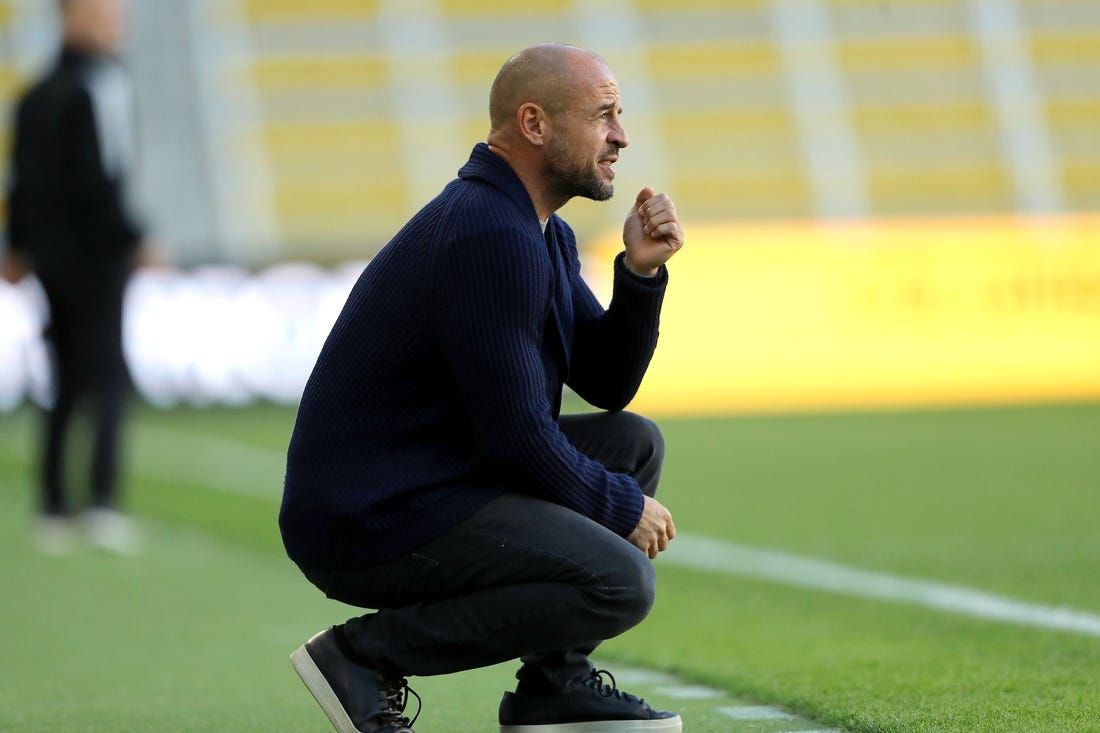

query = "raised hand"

[{"left": 622, "top": 187, "right": 683, "bottom": 277}]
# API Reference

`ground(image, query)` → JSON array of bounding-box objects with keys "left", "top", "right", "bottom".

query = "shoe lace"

[
  {"left": 584, "top": 669, "right": 646, "bottom": 705},
  {"left": 379, "top": 677, "right": 422, "bottom": 728}
]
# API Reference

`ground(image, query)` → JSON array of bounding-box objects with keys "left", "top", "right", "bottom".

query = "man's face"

[{"left": 544, "top": 63, "right": 629, "bottom": 203}]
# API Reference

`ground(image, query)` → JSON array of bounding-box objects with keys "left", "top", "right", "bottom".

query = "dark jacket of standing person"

[{"left": 7, "top": 44, "right": 142, "bottom": 273}]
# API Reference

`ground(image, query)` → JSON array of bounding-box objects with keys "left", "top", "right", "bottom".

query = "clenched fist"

[
  {"left": 626, "top": 495, "right": 676, "bottom": 559},
  {"left": 622, "top": 187, "right": 683, "bottom": 277}
]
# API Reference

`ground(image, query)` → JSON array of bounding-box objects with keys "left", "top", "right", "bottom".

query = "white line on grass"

[
  {"left": 666, "top": 534, "right": 1100, "bottom": 638},
  {"left": 654, "top": 685, "right": 724, "bottom": 699},
  {"left": 719, "top": 705, "right": 795, "bottom": 720},
  {"left": 607, "top": 664, "right": 839, "bottom": 730}
]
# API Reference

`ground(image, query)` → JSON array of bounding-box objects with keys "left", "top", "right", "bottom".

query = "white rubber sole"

[
  {"left": 500, "top": 715, "right": 682, "bottom": 733},
  {"left": 290, "top": 643, "right": 362, "bottom": 733}
]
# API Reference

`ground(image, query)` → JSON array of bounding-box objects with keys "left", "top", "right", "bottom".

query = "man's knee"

[
  {"left": 632, "top": 413, "right": 664, "bottom": 466},
  {"left": 589, "top": 543, "right": 657, "bottom": 634},
  {"left": 618, "top": 412, "right": 664, "bottom": 497},
  {"left": 612, "top": 411, "right": 662, "bottom": 449},
  {"left": 623, "top": 549, "right": 657, "bottom": 626}
]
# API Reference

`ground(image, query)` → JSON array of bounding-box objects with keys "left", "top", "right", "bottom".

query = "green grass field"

[{"left": 1, "top": 400, "right": 1098, "bottom": 732}]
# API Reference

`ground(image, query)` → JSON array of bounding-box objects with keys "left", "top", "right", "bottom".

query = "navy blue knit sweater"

[{"left": 280, "top": 143, "right": 667, "bottom": 568}]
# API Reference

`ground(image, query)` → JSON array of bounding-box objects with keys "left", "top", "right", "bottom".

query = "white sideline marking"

[
  {"left": 607, "top": 665, "right": 836, "bottom": 729},
  {"left": 654, "top": 684, "right": 723, "bottom": 699},
  {"left": 719, "top": 705, "right": 796, "bottom": 720},
  {"left": 607, "top": 668, "right": 677, "bottom": 686},
  {"left": 667, "top": 535, "right": 1100, "bottom": 638}
]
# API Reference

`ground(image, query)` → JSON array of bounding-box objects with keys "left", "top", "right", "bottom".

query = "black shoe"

[
  {"left": 499, "top": 668, "right": 681, "bottom": 732},
  {"left": 290, "top": 627, "right": 420, "bottom": 733}
]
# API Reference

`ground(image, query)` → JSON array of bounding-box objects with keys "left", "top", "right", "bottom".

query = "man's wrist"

[{"left": 623, "top": 258, "right": 659, "bottom": 278}]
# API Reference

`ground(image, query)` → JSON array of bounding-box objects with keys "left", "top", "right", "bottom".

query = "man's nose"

[{"left": 610, "top": 120, "right": 629, "bottom": 149}]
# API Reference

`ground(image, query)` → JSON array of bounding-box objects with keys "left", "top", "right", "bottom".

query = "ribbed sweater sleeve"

[
  {"left": 568, "top": 250, "right": 667, "bottom": 410},
  {"left": 432, "top": 219, "right": 644, "bottom": 538}
]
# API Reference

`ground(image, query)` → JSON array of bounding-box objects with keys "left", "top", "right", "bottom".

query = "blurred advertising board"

[{"left": 591, "top": 215, "right": 1100, "bottom": 415}]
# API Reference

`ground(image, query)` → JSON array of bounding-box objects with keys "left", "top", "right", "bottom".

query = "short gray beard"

[{"left": 546, "top": 137, "right": 614, "bottom": 202}]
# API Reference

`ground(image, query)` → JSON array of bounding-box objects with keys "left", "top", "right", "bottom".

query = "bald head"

[
  {"left": 489, "top": 43, "right": 608, "bottom": 132},
  {"left": 485, "top": 43, "right": 628, "bottom": 218}
]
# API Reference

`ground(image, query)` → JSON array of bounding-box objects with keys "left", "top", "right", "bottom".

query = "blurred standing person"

[{"left": 3, "top": 0, "right": 146, "bottom": 554}]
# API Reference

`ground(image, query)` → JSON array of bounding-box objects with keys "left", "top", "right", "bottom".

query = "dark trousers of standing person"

[
  {"left": 36, "top": 266, "right": 130, "bottom": 517},
  {"left": 297, "top": 410, "right": 665, "bottom": 689}
]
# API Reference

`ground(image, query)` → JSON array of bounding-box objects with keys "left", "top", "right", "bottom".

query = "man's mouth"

[{"left": 598, "top": 156, "right": 618, "bottom": 177}]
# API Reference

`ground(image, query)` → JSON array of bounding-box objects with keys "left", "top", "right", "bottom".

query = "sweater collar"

[{"left": 458, "top": 143, "right": 541, "bottom": 227}]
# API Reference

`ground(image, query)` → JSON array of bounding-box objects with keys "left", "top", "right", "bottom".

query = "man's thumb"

[{"left": 635, "top": 186, "right": 655, "bottom": 209}]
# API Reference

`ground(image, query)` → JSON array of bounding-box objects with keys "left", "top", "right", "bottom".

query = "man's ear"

[{"left": 517, "top": 102, "right": 548, "bottom": 146}]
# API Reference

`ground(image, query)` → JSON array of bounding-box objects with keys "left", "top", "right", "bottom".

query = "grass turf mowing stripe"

[
  {"left": 666, "top": 534, "right": 1100, "bottom": 637},
  {"left": 128, "top": 422, "right": 286, "bottom": 500}
]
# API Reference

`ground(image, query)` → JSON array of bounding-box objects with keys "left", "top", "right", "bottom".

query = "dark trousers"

[
  {"left": 299, "top": 410, "right": 665, "bottom": 688},
  {"left": 37, "top": 267, "right": 130, "bottom": 515}
]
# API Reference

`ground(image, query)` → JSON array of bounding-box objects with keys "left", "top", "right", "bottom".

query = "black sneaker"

[
  {"left": 290, "top": 627, "right": 420, "bottom": 733},
  {"left": 499, "top": 668, "right": 682, "bottom": 732}
]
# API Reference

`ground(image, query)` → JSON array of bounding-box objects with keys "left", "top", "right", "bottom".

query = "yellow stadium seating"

[
  {"left": 241, "top": 0, "right": 379, "bottom": 23},
  {"left": 163, "top": 1, "right": 1100, "bottom": 255}
]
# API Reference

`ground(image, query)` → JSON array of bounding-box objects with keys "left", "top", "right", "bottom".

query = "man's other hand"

[{"left": 626, "top": 495, "right": 676, "bottom": 559}]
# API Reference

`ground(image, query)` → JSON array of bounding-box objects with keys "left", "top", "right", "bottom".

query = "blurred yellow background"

[{"left": 592, "top": 216, "right": 1100, "bottom": 415}]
